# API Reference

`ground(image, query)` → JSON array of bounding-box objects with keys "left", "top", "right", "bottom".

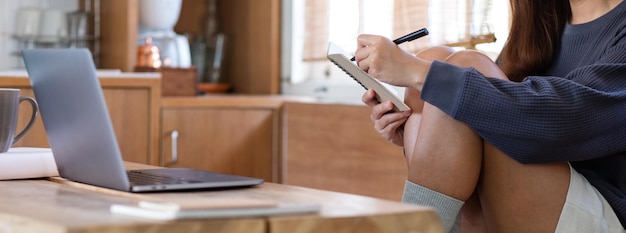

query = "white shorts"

[{"left": 555, "top": 164, "right": 625, "bottom": 233}]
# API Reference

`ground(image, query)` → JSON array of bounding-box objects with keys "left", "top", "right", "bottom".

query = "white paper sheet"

[
  {"left": 0, "top": 147, "right": 58, "bottom": 180},
  {"left": 111, "top": 201, "right": 320, "bottom": 220}
]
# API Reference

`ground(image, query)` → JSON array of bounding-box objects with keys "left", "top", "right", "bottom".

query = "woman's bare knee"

[
  {"left": 445, "top": 50, "right": 507, "bottom": 80},
  {"left": 404, "top": 46, "right": 455, "bottom": 112},
  {"left": 415, "top": 46, "right": 455, "bottom": 61}
]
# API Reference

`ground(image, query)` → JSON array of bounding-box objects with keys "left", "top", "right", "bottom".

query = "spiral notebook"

[{"left": 326, "top": 42, "right": 410, "bottom": 112}]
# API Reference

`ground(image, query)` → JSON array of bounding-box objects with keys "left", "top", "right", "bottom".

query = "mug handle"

[{"left": 12, "top": 96, "right": 39, "bottom": 145}]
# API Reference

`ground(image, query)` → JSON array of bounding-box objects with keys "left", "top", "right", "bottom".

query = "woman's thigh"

[{"left": 479, "top": 143, "right": 570, "bottom": 233}]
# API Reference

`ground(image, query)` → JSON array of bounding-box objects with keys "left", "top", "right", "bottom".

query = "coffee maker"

[{"left": 137, "top": 0, "right": 191, "bottom": 68}]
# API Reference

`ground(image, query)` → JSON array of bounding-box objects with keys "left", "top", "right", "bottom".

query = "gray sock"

[{"left": 402, "top": 181, "right": 464, "bottom": 233}]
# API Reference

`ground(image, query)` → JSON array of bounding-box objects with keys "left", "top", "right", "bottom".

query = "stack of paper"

[{"left": 0, "top": 147, "right": 58, "bottom": 180}]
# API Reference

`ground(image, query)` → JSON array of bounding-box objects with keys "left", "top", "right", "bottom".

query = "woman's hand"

[
  {"left": 354, "top": 34, "right": 430, "bottom": 91},
  {"left": 362, "top": 89, "right": 412, "bottom": 147}
]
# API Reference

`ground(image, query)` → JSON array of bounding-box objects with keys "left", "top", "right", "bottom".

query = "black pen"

[{"left": 350, "top": 27, "right": 429, "bottom": 61}]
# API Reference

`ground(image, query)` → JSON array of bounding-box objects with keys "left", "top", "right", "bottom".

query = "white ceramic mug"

[
  {"left": 0, "top": 89, "right": 38, "bottom": 153},
  {"left": 15, "top": 8, "right": 42, "bottom": 38},
  {"left": 38, "top": 9, "right": 68, "bottom": 43}
]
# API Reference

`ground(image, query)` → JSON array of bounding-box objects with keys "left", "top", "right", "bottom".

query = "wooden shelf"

[{"left": 98, "top": 0, "right": 281, "bottom": 95}]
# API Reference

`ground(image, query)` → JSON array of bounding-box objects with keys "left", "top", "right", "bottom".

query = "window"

[
  {"left": 281, "top": 0, "right": 510, "bottom": 104},
  {"left": 0, "top": 0, "right": 79, "bottom": 70}
]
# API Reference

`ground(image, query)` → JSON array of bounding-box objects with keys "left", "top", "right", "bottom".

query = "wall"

[{"left": 0, "top": 0, "right": 77, "bottom": 70}]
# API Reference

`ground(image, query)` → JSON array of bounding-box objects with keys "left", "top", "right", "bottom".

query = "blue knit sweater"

[{"left": 420, "top": 1, "right": 626, "bottom": 227}]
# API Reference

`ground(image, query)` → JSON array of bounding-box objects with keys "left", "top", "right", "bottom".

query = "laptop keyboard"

[{"left": 127, "top": 170, "right": 199, "bottom": 185}]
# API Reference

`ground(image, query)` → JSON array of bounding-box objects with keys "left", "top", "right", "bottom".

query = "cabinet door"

[
  {"left": 282, "top": 102, "right": 408, "bottom": 201},
  {"left": 102, "top": 88, "right": 151, "bottom": 164},
  {"left": 14, "top": 88, "right": 151, "bottom": 164},
  {"left": 161, "top": 108, "right": 275, "bottom": 181}
]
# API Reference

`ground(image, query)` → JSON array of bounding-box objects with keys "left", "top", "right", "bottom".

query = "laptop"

[{"left": 22, "top": 48, "right": 264, "bottom": 192}]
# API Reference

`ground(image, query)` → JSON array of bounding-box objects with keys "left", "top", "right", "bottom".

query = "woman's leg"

[
  {"left": 404, "top": 46, "right": 455, "bottom": 163},
  {"left": 478, "top": 144, "right": 569, "bottom": 232},
  {"left": 404, "top": 46, "right": 480, "bottom": 232},
  {"left": 404, "top": 49, "right": 570, "bottom": 233}
]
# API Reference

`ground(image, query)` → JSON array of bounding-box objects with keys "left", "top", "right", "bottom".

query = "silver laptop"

[{"left": 22, "top": 48, "right": 264, "bottom": 192}]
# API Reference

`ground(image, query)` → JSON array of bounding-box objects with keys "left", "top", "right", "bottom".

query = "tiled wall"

[{"left": 0, "top": 0, "right": 77, "bottom": 70}]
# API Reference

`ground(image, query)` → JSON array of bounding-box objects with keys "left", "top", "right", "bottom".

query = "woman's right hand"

[{"left": 362, "top": 89, "right": 412, "bottom": 147}]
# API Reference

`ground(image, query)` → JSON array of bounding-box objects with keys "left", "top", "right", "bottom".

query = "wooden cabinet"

[
  {"left": 99, "top": 0, "right": 281, "bottom": 94},
  {"left": 0, "top": 73, "right": 161, "bottom": 165},
  {"left": 281, "top": 102, "right": 408, "bottom": 201},
  {"left": 159, "top": 96, "right": 293, "bottom": 182}
]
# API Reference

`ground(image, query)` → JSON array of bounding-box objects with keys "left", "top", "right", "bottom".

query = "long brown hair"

[{"left": 498, "top": 0, "right": 571, "bottom": 82}]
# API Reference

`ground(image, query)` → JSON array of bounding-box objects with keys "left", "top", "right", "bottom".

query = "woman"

[{"left": 355, "top": 0, "right": 626, "bottom": 232}]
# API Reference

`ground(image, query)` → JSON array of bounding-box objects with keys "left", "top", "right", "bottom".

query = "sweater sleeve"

[{"left": 420, "top": 43, "right": 626, "bottom": 164}]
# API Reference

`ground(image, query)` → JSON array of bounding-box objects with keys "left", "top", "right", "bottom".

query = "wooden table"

[{"left": 0, "top": 163, "right": 443, "bottom": 233}]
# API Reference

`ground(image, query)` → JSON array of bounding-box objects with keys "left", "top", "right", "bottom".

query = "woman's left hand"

[{"left": 362, "top": 89, "right": 412, "bottom": 147}]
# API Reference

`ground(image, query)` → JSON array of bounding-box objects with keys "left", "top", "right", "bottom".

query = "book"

[
  {"left": 110, "top": 198, "right": 320, "bottom": 220},
  {"left": 0, "top": 147, "right": 58, "bottom": 180},
  {"left": 327, "top": 42, "right": 410, "bottom": 112}
]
